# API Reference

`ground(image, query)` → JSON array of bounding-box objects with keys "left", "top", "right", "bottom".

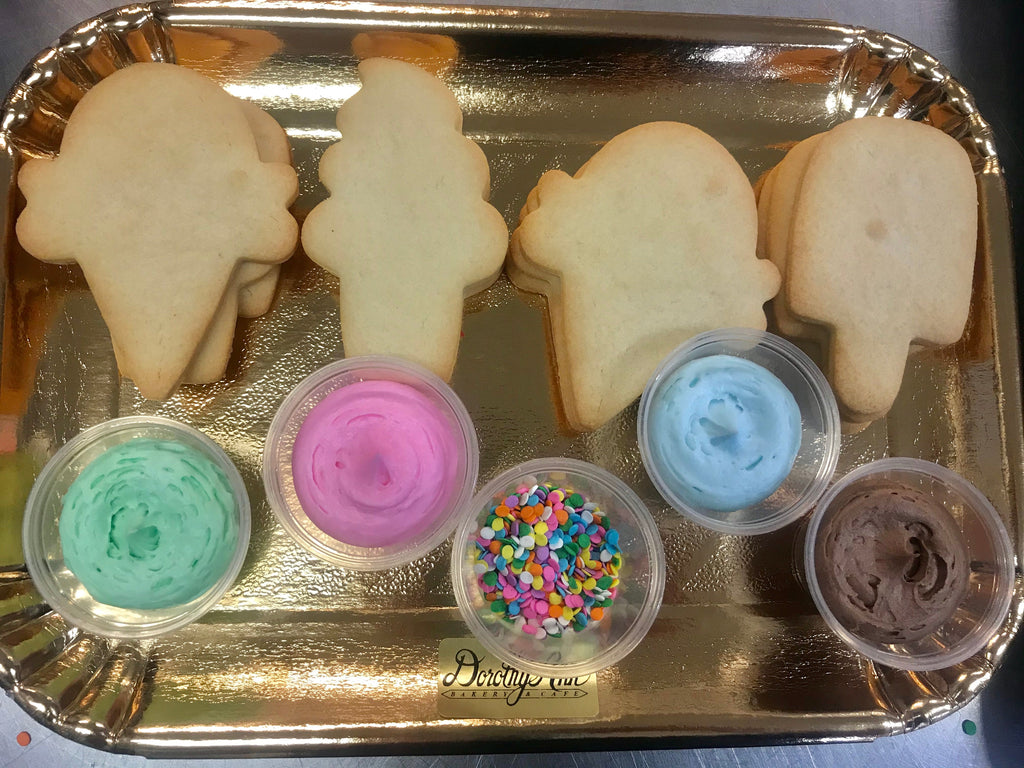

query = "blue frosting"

[{"left": 649, "top": 355, "right": 802, "bottom": 512}]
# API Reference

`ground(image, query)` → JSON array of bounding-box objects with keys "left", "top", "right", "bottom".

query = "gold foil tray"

[{"left": 1, "top": 0, "right": 1021, "bottom": 757}]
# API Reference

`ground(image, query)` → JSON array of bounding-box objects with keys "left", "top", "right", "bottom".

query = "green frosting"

[{"left": 59, "top": 437, "right": 239, "bottom": 610}]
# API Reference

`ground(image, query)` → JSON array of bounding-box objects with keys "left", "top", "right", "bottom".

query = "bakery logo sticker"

[{"left": 437, "top": 638, "right": 598, "bottom": 718}]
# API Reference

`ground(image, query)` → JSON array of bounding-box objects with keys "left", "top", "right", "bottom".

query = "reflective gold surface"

[{"left": 0, "top": 0, "right": 1020, "bottom": 756}]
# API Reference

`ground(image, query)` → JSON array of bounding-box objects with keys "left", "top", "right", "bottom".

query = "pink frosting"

[{"left": 292, "top": 379, "right": 463, "bottom": 548}]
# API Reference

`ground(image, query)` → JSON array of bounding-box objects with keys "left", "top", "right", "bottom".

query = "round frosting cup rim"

[
  {"left": 803, "top": 457, "right": 1016, "bottom": 671},
  {"left": 23, "top": 415, "right": 252, "bottom": 639},
  {"left": 264, "top": 355, "right": 480, "bottom": 571},
  {"left": 450, "top": 456, "right": 666, "bottom": 678},
  {"left": 637, "top": 327, "right": 841, "bottom": 535}
]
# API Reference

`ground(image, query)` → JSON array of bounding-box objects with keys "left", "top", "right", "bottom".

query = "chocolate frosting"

[{"left": 818, "top": 483, "right": 969, "bottom": 644}]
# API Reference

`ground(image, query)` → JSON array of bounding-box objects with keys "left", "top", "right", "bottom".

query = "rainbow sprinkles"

[{"left": 472, "top": 482, "right": 623, "bottom": 639}]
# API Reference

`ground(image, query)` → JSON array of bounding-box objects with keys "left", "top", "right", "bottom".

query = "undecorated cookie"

[
  {"left": 510, "top": 121, "right": 780, "bottom": 432},
  {"left": 16, "top": 62, "right": 298, "bottom": 399},
  {"left": 183, "top": 100, "right": 295, "bottom": 385},
  {"left": 785, "top": 116, "right": 977, "bottom": 422},
  {"left": 301, "top": 57, "right": 508, "bottom": 381},
  {"left": 756, "top": 132, "right": 827, "bottom": 341}
]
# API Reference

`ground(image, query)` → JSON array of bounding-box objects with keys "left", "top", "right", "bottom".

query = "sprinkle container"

[{"left": 451, "top": 458, "right": 666, "bottom": 677}]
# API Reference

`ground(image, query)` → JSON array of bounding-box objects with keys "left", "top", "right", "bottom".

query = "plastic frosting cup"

[
  {"left": 804, "top": 458, "right": 1015, "bottom": 670},
  {"left": 23, "top": 416, "right": 251, "bottom": 639},
  {"left": 638, "top": 328, "right": 840, "bottom": 535},
  {"left": 264, "top": 356, "right": 479, "bottom": 571}
]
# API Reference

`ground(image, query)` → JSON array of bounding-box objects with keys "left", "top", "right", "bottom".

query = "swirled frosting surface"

[
  {"left": 60, "top": 437, "right": 239, "bottom": 609},
  {"left": 648, "top": 355, "right": 801, "bottom": 511},
  {"left": 292, "top": 380, "right": 462, "bottom": 548}
]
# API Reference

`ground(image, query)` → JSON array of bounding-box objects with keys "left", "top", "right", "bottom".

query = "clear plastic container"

[
  {"left": 264, "top": 356, "right": 479, "bottom": 571},
  {"left": 22, "top": 416, "right": 251, "bottom": 639},
  {"left": 804, "top": 458, "right": 1015, "bottom": 670},
  {"left": 638, "top": 328, "right": 840, "bottom": 535},
  {"left": 451, "top": 458, "right": 666, "bottom": 678}
]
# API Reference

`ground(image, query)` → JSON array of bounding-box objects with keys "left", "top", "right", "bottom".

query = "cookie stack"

[
  {"left": 756, "top": 116, "right": 977, "bottom": 427},
  {"left": 509, "top": 122, "right": 781, "bottom": 432},
  {"left": 16, "top": 63, "right": 299, "bottom": 399}
]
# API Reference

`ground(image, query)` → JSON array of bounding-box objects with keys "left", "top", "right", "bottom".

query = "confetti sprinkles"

[{"left": 473, "top": 482, "right": 623, "bottom": 638}]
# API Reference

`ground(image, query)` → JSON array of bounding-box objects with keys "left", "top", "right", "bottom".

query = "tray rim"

[{"left": 1, "top": 0, "right": 1021, "bottom": 757}]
